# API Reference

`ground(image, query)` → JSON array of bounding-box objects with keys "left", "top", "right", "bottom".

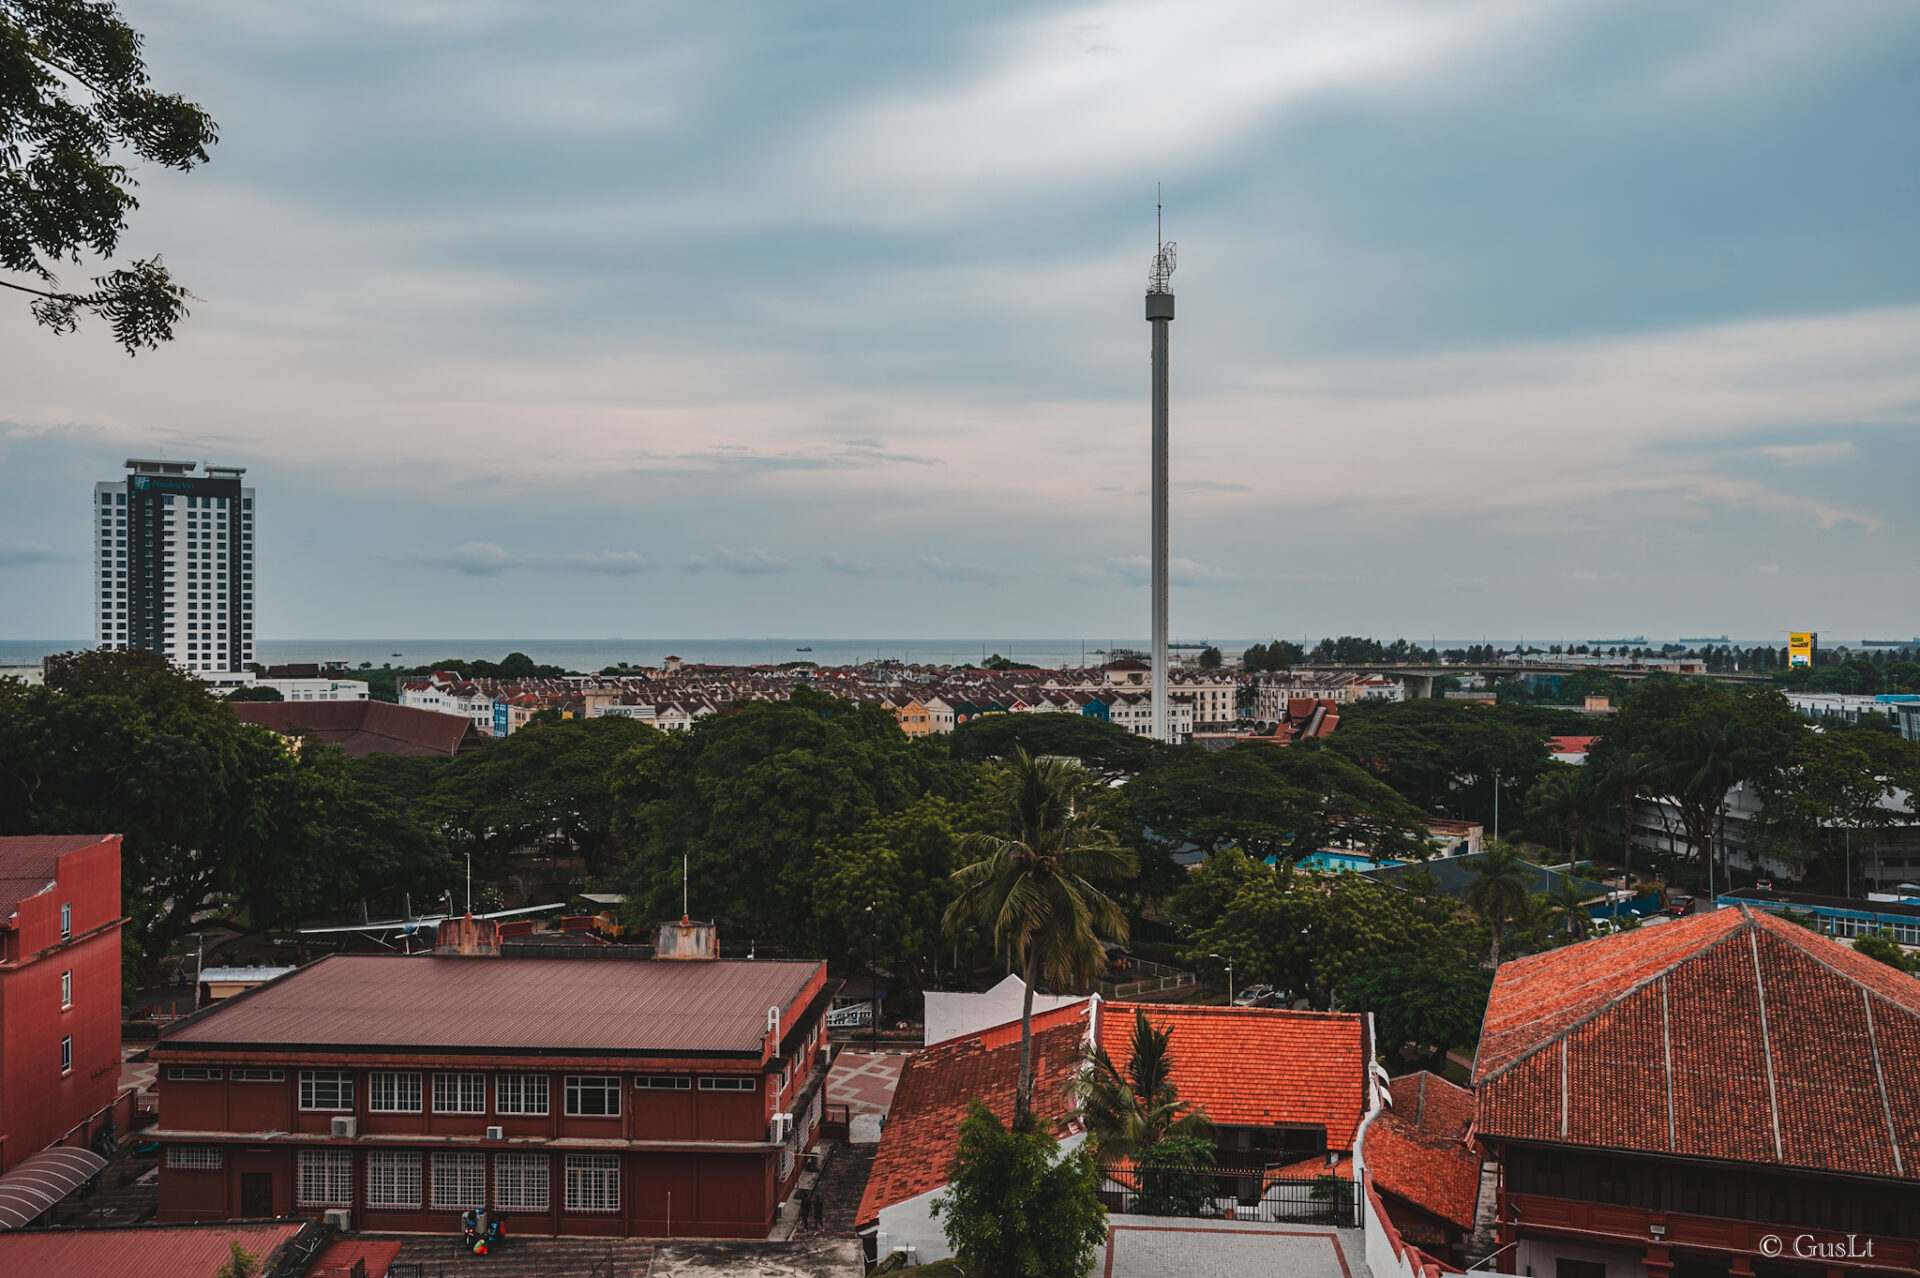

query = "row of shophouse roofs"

[{"left": 394, "top": 662, "right": 1406, "bottom": 742}]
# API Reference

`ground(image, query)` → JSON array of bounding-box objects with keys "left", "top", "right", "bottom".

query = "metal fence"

[
  {"left": 1097, "top": 1165, "right": 1360, "bottom": 1228},
  {"left": 1097, "top": 958, "right": 1195, "bottom": 999}
]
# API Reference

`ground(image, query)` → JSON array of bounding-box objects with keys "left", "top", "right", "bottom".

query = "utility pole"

[{"left": 1146, "top": 196, "right": 1177, "bottom": 742}]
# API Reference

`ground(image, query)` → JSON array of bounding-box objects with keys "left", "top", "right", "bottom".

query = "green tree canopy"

[
  {"left": 932, "top": 1101, "right": 1107, "bottom": 1278},
  {"left": 1325, "top": 699, "right": 1556, "bottom": 828},
  {"left": 612, "top": 688, "right": 963, "bottom": 954},
  {"left": 949, "top": 712, "right": 1162, "bottom": 776},
  {"left": 2, "top": 0, "right": 218, "bottom": 350},
  {"left": 0, "top": 650, "right": 454, "bottom": 973},
  {"left": 810, "top": 795, "right": 961, "bottom": 992},
  {"left": 1341, "top": 948, "right": 1490, "bottom": 1074},
  {"left": 426, "top": 714, "right": 658, "bottom": 877},
  {"left": 1464, "top": 840, "right": 1534, "bottom": 965},
  {"left": 1124, "top": 742, "right": 1432, "bottom": 865}
]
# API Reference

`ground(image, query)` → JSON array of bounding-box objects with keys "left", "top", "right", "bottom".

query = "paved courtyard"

[
  {"left": 1103, "top": 1216, "right": 1369, "bottom": 1278},
  {"left": 827, "top": 1050, "right": 905, "bottom": 1142}
]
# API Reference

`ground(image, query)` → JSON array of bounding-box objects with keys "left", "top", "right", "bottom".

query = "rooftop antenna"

[
  {"left": 1145, "top": 187, "right": 1177, "bottom": 742},
  {"left": 682, "top": 853, "right": 689, "bottom": 923}
]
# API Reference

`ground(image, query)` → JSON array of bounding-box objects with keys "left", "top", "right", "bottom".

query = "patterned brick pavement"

[
  {"left": 827, "top": 1051, "right": 904, "bottom": 1119},
  {"left": 1102, "top": 1217, "right": 1368, "bottom": 1278}
]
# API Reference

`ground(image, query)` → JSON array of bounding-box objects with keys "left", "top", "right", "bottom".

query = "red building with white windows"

[
  {"left": 0, "top": 834, "right": 126, "bottom": 1174},
  {"left": 150, "top": 939, "right": 832, "bottom": 1238},
  {"left": 1477, "top": 906, "right": 1920, "bottom": 1278}
]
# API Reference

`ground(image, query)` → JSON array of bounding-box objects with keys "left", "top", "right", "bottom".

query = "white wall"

[{"left": 875, "top": 1130, "right": 1089, "bottom": 1264}]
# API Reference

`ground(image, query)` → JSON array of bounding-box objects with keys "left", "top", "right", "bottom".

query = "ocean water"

[
  {"left": 1, "top": 634, "right": 1821, "bottom": 672},
  {"left": 2, "top": 637, "right": 1169, "bottom": 671}
]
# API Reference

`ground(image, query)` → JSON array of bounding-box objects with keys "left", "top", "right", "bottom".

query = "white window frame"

[
  {"left": 299, "top": 1069, "right": 353, "bottom": 1111},
  {"left": 166, "top": 1145, "right": 223, "bottom": 1170},
  {"left": 634, "top": 1074, "right": 692, "bottom": 1090},
  {"left": 495, "top": 1152, "right": 550, "bottom": 1211},
  {"left": 61, "top": 969, "right": 72, "bottom": 1008},
  {"left": 297, "top": 1148, "right": 353, "bottom": 1207},
  {"left": 431, "top": 1151, "right": 486, "bottom": 1209},
  {"left": 564, "top": 1075, "right": 621, "bottom": 1117},
  {"left": 369, "top": 1071, "right": 422, "bottom": 1113},
  {"left": 564, "top": 1153, "right": 620, "bottom": 1213},
  {"left": 496, "top": 1073, "right": 549, "bottom": 1115},
  {"left": 366, "top": 1150, "right": 423, "bottom": 1209},
  {"left": 433, "top": 1072, "right": 486, "bottom": 1114},
  {"left": 60, "top": 1036, "right": 72, "bottom": 1074},
  {"left": 232, "top": 1068, "right": 285, "bottom": 1083},
  {"left": 699, "top": 1076, "right": 757, "bottom": 1093},
  {"left": 60, "top": 903, "right": 71, "bottom": 938},
  {"left": 168, "top": 1066, "right": 224, "bottom": 1082}
]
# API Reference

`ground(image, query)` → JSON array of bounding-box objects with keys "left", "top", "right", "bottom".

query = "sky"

[{"left": 3, "top": 0, "right": 1918, "bottom": 644}]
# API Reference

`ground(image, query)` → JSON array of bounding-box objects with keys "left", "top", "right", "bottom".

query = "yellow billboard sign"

[{"left": 1788, "top": 632, "right": 1816, "bottom": 668}]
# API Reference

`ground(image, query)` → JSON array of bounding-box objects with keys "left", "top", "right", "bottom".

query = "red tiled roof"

[
  {"left": 857, "top": 1001, "right": 1092, "bottom": 1225},
  {"left": 1475, "top": 906, "right": 1920, "bottom": 1182},
  {"left": 311, "top": 1236, "right": 404, "bottom": 1277},
  {"left": 1269, "top": 1152, "right": 1353, "bottom": 1183},
  {"left": 230, "top": 700, "right": 486, "bottom": 756},
  {"left": 1099, "top": 1003, "right": 1369, "bottom": 1148},
  {"left": 160, "top": 953, "right": 824, "bottom": 1056},
  {"left": 0, "top": 1220, "right": 307, "bottom": 1278},
  {"left": 0, "top": 834, "right": 112, "bottom": 920},
  {"left": 1546, "top": 736, "right": 1598, "bottom": 755},
  {"left": 1365, "top": 1072, "right": 1481, "bottom": 1230}
]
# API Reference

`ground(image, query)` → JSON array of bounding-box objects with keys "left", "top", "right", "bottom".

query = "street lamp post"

[
  {"left": 1210, "top": 953, "right": 1234, "bottom": 1005},
  {"left": 865, "top": 904, "right": 879, "bottom": 1052}
]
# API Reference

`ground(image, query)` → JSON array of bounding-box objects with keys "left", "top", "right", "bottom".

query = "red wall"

[{"left": 0, "top": 837, "right": 124, "bottom": 1173}]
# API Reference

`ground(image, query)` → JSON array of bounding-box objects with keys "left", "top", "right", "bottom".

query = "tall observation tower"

[{"left": 1146, "top": 211, "right": 1177, "bottom": 741}]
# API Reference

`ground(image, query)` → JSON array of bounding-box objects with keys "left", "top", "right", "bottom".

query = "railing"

[
  {"left": 1098, "top": 1165, "right": 1360, "bottom": 1228},
  {"left": 1098, "top": 958, "right": 1195, "bottom": 999}
]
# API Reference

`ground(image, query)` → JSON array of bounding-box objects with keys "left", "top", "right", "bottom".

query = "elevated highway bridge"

[{"left": 1293, "top": 662, "right": 1773, "bottom": 700}]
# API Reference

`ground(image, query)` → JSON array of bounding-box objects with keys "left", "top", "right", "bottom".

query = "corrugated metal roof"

[
  {"left": 0, "top": 834, "right": 112, "bottom": 920},
  {"left": 163, "top": 953, "right": 823, "bottom": 1055},
  {"left": 0, "top": 1220, "right": 306, "bottom": 1277}
]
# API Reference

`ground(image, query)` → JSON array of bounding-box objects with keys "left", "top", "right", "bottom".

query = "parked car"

[{"left": 1233, "top": 984, "right": 1279, "bottom": 1007}]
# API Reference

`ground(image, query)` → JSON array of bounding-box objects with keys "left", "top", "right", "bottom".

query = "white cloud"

[
  {"left": 0, "top": 540, "right": 68, "bottom": 568},
  {"left": 680, "top": 548, "right": 791, "bottom": 575},
  {"left": 918, "top": 556, "right": 1011, "bottom": 582},
  {"left": 396, "top": 543, "right": 655, "bottom": 576},
  {"left": 822, "top": 552, "right": 877, "bottom": 575},
  {"left": 1087, "top": 556, "right": 1241, "bottom": 588}
]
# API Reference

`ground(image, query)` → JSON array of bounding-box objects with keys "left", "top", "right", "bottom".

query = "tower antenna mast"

[{"left": 1145, "top": 192, "right": 1177, "bottom": 742}]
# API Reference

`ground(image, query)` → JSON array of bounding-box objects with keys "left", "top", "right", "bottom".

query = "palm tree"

[
  {"left": 1072, "top": 1008, "right": 1212, "bottom": 1160},
  {"left": 1549, "top": 878, "right": 1594, "bottom": 941},
  {"left": 1602, "top": 749, "right": 1657, "bottom": 890},
  {"left": 944, "top": 750, "right": 1138, "bottom": 1124},
  {"left": 1464, "top": 841, "right": 1533, "bottom": 967}
]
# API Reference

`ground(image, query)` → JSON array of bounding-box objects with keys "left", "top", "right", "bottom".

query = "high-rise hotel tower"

[{"left": 94, "top": 460, "right": 256, "bottom": 673}]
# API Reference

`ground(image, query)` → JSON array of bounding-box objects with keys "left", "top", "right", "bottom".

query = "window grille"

[
  {"left": 564, "top": 1076, "right": 621, "bottom": 1116},
  {"left": 432, "top": 1152, "right": 486, "bottom": 1209},
  {"left": 699, "top": 1076, "right": 756, "bottom": 1092},
  {"left": 495, "top": 1153, "right": 550, "bottom": 1211},
  {"left": 434, "top": 1072, "right": 486, "bottom": 1113},
  {"left": 369, "top": 1071, "right": 422, "bottom": 1112},
  {"left": 634, "top": 1075, "right": 692, "bottom": 1090},
  {"left": 299, "top": 1069, "right": 353, "bottom": 1111},
  {"left": 565, "top": 1154, "right": 620, "bottom": 1213},
  {"left": 496, "top": 1073, "right": 549, "bottom": 1115},
  {"left": 167, "top": 1146, "right": 223, "bottom": 1170},
  {"left": 168, "top": 1066, "right": 224, "bottom": 1082},
  {"left": 366, "top": 1151, "right": 422, "bottom": 1208},
  {"left": 297, "top": 1149, "right": 352, "bottom": 1206}
]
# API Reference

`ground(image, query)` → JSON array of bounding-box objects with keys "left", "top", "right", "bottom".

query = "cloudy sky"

[{"left": 3, "top": 0, "right": 1917, "bottom": 644}]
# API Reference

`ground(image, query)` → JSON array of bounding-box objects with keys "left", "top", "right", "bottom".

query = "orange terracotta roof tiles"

[
  {"left": 1475, "top": 906, "right": 1920, "bottom": 1183},
  {"left": 1100, "top": 1003, "right": 1369, "bottom": 1149},
  {"left": 1365, "top": 1072, "right": 1481, "bottom": 1230},
  {"left": 856, "top": 1001, "right": 1091, "bottom": 1226}
]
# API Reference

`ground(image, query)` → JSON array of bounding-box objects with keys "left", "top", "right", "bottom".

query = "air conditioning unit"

[
  {"left": 485, "top": 1125, "right": 504, "bottom": 1142},
  {"left": 323, "top": 1208, "right": 351, "bottom": 1230},
  {"left": 771, "top": 1112, "right": 794, "bottom": 1142},
  {"left": 330, "top": 1116, "right": 357, "bottom": 1138}
]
